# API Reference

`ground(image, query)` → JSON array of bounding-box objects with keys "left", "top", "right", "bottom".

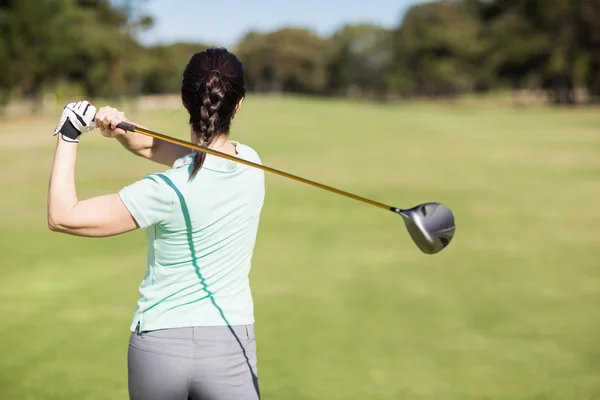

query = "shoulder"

[
  {"left": 118, "top": 172, "right": 177, "bottom": 229},
  {"left": 120, "top": 173, "right": 177, "bottom": 203},
  {"left": 235, "top": 142, "right": 262, "bottom": 165},
  {"left": 143, "top": 170, "right": 189, "bottom": 208}
]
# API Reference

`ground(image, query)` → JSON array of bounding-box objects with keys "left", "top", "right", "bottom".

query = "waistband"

[{"left": 135, "top": 324, "right": 255, "bottom": 341}]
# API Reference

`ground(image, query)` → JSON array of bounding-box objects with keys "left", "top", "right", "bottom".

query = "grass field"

[{"left": 1, "top": 96, "right": 599, "bottom": 400}]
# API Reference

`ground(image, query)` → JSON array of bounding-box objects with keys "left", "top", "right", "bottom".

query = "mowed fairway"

[{"left": 0, "top": 96, "right": 599, "bottom": 400}]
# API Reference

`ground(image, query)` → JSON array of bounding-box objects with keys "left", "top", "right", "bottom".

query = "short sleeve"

[{"left": 118, "top": 174, "right": 173, "bottom": 229}]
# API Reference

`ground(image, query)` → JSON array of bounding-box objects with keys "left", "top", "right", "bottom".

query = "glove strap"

[{"left": 60, "top": 119, "right": 82, "bottom": 143}]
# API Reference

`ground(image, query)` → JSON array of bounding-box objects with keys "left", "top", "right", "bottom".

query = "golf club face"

[{"left": 393, "top": 203, "right": 456, "bottom": 254}]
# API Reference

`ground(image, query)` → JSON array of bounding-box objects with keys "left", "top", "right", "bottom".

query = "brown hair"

[{"left": 181, "top": 48, "right": 246, "bottom": 178}]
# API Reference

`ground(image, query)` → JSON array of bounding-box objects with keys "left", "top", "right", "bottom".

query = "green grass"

[{"left": 1, "top": 96, "right": 599, "bottom": 400}]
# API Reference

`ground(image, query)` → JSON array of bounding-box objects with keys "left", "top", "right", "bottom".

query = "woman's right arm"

[{"left": 95, "top": 106, "right": 192, "bottom": 167}]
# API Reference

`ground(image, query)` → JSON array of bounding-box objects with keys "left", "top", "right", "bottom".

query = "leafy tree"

[
  {"left": 0, "top": 0, "right": 153, "bottom": 108},
  {"left": 327, "top": 24, "right": 392, "bottom": 99},
  {"left": 578, "top": 0, "right": 600, "bottom": 100},
  {"left": 0, "top": 0, "right": 76, "bottom": 107},
  {"left": 67, "top": 0, "right": 153, "bottom": 98},
  {"left": 141, "top": 42, "right": 214, "bottom": 94},
  {"left": 476, "top": 0, "right": 595, "bottom": 104},
  {"left": 390, "top": 1, "right": 482, "bottom": 97},
  {"left": 236, "top": 28, "right": 329, "bottom": 94}
]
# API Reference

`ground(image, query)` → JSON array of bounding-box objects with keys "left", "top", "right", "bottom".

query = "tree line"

[{"left": 1, "top": 0, "right": 599, "bottom": 109}]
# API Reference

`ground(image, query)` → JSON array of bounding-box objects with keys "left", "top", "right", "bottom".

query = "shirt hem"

[{"left": 130, "top": 318, "right": 256, "bottom": 333}]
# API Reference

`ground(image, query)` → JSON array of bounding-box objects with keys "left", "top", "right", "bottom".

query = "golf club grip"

[
  {"left": 117, "top": 122, "right": 136, "bottom": 132},
  {"left": 116, "top": 122, "right": 394, "bottom": 212}
]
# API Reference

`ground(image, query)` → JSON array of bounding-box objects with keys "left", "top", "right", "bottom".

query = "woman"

[{"left": 48, "top": 48, "right": 264, "bottom": 400}]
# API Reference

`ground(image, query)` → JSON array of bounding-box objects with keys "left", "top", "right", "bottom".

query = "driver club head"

[{"left": 393, "top": 202, "right": 456, "bottom": 255}]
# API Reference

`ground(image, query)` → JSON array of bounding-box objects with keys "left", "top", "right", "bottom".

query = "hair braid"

[{"left": 190, "top": 71, "right": 225, "bottom": 178}]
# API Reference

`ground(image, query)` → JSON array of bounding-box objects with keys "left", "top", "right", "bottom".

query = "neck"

[
  {"left": 198, "top": 134, "right": 237, "bottom": 155},
  {"left": 205, "top": 135, "right": 228, "bottom": 149}
]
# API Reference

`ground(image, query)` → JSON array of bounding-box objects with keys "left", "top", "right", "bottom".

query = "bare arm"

[
  {"left": 47, "top": 137, "right": 139, "bottom": 237},
  {"left": 95, "top": 106, "right": 192, "bottom": 167},
  {"left": 115, "top": 127, "right": 191, "bottom": 167}
]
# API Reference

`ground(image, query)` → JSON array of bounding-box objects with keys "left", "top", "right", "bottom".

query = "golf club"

[{"left": 115, "top": 122, "right": 456, "bottom": 254}]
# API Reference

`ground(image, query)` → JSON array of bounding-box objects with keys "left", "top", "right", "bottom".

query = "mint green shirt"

[{"left": 118, "top": 142, "right": 265, "bottom": 332}]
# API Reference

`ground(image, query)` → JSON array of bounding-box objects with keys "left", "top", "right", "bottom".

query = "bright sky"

[{"left": 135, "top": 0, "right": 424, "bottom": 46}]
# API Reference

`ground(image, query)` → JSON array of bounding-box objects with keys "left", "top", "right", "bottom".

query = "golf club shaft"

[{"left": 117, "top": 122, "right": 393, "bottom": 212}]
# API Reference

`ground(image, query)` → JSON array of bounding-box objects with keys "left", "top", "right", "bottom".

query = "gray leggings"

[{"left": 128, "top": 325, "right": 260, "bottom": 400}]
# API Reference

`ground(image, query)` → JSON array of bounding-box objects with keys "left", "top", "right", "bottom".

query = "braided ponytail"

[
  {"left": 191, "top": 71, "right": 225, "bottom": 178},
  {"left": 181, "top": 48, "right": 247, "bottom": 179}
]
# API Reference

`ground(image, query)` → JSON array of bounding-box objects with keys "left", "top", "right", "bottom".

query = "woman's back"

[{"left": 119, "top": 142, "right": 265, "bottom": 332}]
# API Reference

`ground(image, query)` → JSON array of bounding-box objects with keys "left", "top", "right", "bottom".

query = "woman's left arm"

[{"left": 47, "top": 100, "right": 139, "bottom": 238}]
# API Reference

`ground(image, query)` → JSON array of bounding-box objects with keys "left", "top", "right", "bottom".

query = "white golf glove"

[{"left": 53, "top": 100, "right": 97, "bottom": 143}]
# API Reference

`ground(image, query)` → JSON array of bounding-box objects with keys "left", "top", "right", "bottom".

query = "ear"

[{"left": 235, "top": 97, "right": 244, "bottom": 112}]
